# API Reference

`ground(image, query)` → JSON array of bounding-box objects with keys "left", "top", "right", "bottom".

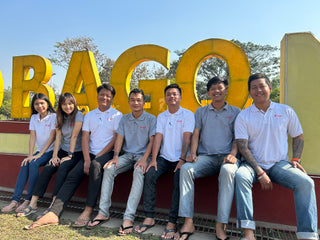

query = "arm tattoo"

[
  {"left": 236, "top": 139, "right": 261, "bottom": 173},
  {"left": 292, "top": 136, "right": 304, "bottom": 159}
]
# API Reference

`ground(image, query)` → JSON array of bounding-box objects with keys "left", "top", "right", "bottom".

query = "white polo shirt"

[
  {"left": 235, "top": 102, "right": 303, "bottom": 169},
  {"left": 156, "top": 107, "right": 195, "bottom": 162},
  {"left": 29, "top": 112, "right": 56, "bottom": 152},
  {"left": 82, "top": 107, "right": 122, "bottom": 155}
]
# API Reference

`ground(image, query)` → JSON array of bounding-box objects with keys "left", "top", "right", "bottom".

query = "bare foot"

[
  {"left": 174, "top": 218, "right": 194, "bottom": 240},
  {"left": 118, "top": 219, "right": 133, "bottom": 235},
  {"left": 243, "top": 228, "right": 256, "bottom": 240},
  {"left": 134, "top": 217, "right": 155, "bottom": 233},
  {"left": 216, "top": 222, "right": 228, "bottom": 239},
  {"left": 24, "top": 212, "right": 59, "bottom": 230},
  {"left": 73, "top": 207, "right": 92, "bottom": 227},
  {"left": 161, "top": 222, "right": 176, "bottom": 239},
  {"left": 15, "top": 200, "right": 30, "bottom": 213},
  {"left": 87, "top": 213, "right": 109, "bottom": 228},
  {"left": 1, "top": 200, "right": 18, "bottom": 213}
]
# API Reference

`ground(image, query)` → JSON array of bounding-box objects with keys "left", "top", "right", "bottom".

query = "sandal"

[
  {"left": 162, "top": 227, "right": 177, "bottom": 239},
  {"left": 71, "top": 218, "right": 90, "bottom": 228},
  {"left": 177, "top": 230, "right": 194, "bottom": 240},
  {"left": 15, "top": 200, "right": 30, "bottom": 213},
  {"left": 86, "top": 218, "right": 110, "bottom": 229},
  {"left": 16, "top": 206, "right": 37, "bottom": 217},
  {"left": 134, "top": 223, "right": 155, "bottom": 233},
  {"left": 1, "top": 200, "right": 19, "bottom": 213},
  {"left": 118, "top": 224, "right": 133, "bottom": 236},
  {"left": 24, "top": 220, "right": 58, "bottom": 230}
]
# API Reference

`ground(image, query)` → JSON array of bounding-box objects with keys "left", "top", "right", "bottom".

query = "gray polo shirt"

[
  {"left": 60, "top": 111, "right": 84, "bottom": 152},
  {"left": 195, "top": 102, "right": 240, "bottom": 155},
  {"left": 116, "top": 111, "right": 157, "bottom": 155}
]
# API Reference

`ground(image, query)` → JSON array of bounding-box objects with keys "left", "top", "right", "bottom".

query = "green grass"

[{"left": 0, "top": 213, "right": 160, "bottom": 240}]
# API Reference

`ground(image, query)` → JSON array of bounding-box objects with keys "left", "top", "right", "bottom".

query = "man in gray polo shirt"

[
  {"left": 176, "top": 77, "right": 240, "bottom": 240},
  {"left": 87, "top": 88, "right": 156, "bottom": 236}
]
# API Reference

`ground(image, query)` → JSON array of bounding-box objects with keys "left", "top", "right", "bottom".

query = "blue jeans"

[
  {"left": 235, "top": 160, "right": 318, "bottom": 240},
  {"left": 98, "top": 153, "right": 148, "bottom": 222},
  {"left": 12, "top": 151, "right": 53, "bottom": 202},
  {"left": 179, "top": 154, "right": 239, "bottom": 223}
]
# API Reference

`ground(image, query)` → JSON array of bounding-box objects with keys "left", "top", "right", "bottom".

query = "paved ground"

[{"left": 0, "top": 190, "right": 301, "bottom": 240}]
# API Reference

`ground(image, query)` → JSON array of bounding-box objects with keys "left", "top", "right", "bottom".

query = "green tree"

[
  {"left": 0, "top": 87, "right": 12, "bottom": 119},
  {"left": 49, "top": 36, "right": 114, "bottom": 82}
]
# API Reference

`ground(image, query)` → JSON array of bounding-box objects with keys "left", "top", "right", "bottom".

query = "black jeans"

[
  {"left": 32, "top": 150, "right": 83, "bottom": 197},
  {"left": 142, "top": 157, "right": 180, "bottom": 224},
  {"left": 50, "top": 151, "right": 113, "bottom": 217}
]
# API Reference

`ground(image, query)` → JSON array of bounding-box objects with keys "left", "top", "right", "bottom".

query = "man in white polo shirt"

[
  {"left": 235, "top": 73, "right": 318, "bottom": 240},
  {"left": 177, "top": 77, "right": 240, "bottom": 240},
  {"left": 135, "top": 83, "right": 195, "bottom": 240},
  {"left": 86, "top": 88, "right": 156, "bottom": 235},
  {"left": 26, "top": 83, "right": 122, "bottom": 229}
]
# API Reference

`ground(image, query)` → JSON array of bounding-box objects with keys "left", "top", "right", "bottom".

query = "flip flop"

[
  {"left": 86, "top": 218, "right": 109, "bottom": 229},
  {"left": 71, "top": 218, "right": 90, "bottom": 228},
  {"left": 161, "top": 227, "right": 177, "bottom": 239},
  {"left": 216, "top": 236, "right": 230, "bottom": 240},
  {"left": 16, "top": 206, "right": 37, "bottom": 217},
  {"left": 24, "top": 221, "right": 58, "bottom": 230},
  {"left": 178, "top": 230, "right": 194, "bottom": 240},
  {"left": 134, "top": 223, "right": 155, "bottom": 233},
  {"left": 118, "top": 224, "right": 133, "bottom": 236}
]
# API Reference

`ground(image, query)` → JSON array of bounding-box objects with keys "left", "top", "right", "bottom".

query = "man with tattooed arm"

[{"left": 234, "top": 73, "right": 318, "bottom": 240}]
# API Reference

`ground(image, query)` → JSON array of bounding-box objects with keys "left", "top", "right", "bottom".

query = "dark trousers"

[
  {"left": 32, "top": 150, "right": 83, "bottom": 197},
  {"left": 51, "top": 151, "right": 113, "bottom": 217},
  {"left": 143, "top": 157, "right": 180, "bottom": 224}
]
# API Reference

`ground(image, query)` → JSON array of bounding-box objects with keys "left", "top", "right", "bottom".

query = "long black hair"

[
  {"left": 30, "top": 93, "right": 55, "bottom": 117},
  {"left": 56, "top": 93, "right": 78, "bottom": 130}
]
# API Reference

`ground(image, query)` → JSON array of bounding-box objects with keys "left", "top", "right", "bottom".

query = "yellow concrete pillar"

[{"left": 280, "top": 32, "right": 320, "bottom": 174}]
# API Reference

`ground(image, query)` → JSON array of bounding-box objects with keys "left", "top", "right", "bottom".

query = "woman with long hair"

[
  {"left": 1, "top": 93, "right": 56, "bottom": 213},
  {"left": 16, "top": 92, "right": 84, "bottom": 217}
]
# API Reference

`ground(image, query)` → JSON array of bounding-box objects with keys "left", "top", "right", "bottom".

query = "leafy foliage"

[{"left": 49, "top": 36, "right": 114, "bottom": 82}]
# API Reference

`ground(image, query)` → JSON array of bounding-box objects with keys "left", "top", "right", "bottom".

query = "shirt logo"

[
  {"left": 274, "top": 114, "right": 283, "bottom": 117},
  {"left": 140, "top": 126, "right": 146, "bottom": 129},
  {"left": 176, "top": 120, "right": 182, "bottom": 123},
  {"left": 45, "top": 124, "right": 51, "bottom": 127},
  {"left": 107, "top": 117, "right": 113, "bottom": 121},
  {"left": 226, "top": 116, "right": 232, "bottom": 119}
]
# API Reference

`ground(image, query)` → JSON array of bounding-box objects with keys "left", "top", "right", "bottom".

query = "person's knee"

[{"left": 220, "top": 164, "right": 237, "bottom": 177}]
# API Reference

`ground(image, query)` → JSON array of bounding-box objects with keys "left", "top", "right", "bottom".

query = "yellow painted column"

[
  {"left": 110, "top": 45, "right": 170, "bottom": 115},
  {"left": 280, "top": 32, "right": 320, "bottom": 174},
  {"left": 175, "top": 39, "right": 251, "bottom": 112},
  {"left": 11, "top": 55, "right": 54, "bottom": 118}
]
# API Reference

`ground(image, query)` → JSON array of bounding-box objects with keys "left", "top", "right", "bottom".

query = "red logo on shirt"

[
  {"left": 274, "top": 114, "right": 283, "bottom": 117},
  {"left": 107, "top": 117, "right": 113, "bottom": 121},
  {"left": 177, "top": 120, "right": 182, "bottom": 123},
  {"left": 226, "top": 116, "right": 232, "bottom": 119},
  {"left": 45, "top": 124, "right": 51, "bottom": 127},
  {"left": 140, "top": 126, "right": 146, "bottom": 129}
]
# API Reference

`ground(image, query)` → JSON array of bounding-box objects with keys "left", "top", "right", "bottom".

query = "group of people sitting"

[{"left": 1, "top": 73, "right": 318, "bottom": 240}]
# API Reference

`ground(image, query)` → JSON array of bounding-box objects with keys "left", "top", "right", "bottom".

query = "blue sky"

[{"left": 1, "top": 0, "right": 320, "bottom": 89}]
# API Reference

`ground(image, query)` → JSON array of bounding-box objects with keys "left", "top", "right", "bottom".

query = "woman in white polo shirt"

[
  {"left": 1, "top": 93, "right": 56, "bottom": 213},
  {"left": 16, "top": 93, "right": 84, "bottom": 218}
]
